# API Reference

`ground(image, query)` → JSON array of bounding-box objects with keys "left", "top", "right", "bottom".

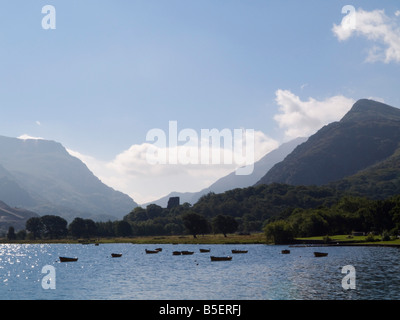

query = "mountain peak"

[
  {"left": 257, "top": 99, "right": 400, "bottom": 187},
  {"left": 0, "top": 135, "right": 137, "bottom": 221},
  {"left": 341, "top": 99, "right": 400, "bottom": 123}
]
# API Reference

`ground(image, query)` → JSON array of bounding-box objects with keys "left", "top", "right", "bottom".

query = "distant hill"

[
  {"left": 257, "top": 99, "right": 400, "bottom": 187},
  {"left": 0, "top": 136, "right": 137, "bottom": 221},
  {"left": 143, "top": 137, "right": 307, "bottom": 207},
  {"left": 0, "top": 200, "right": 39, "bottom": 233}
]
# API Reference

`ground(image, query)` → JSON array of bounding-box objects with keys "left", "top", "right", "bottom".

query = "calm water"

[{"left": 0, "top": 243, "right": 399, "bottom": 300}]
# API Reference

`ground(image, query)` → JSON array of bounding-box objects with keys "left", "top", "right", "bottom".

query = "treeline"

[
  {"left": 190, "top": 183, "right": 341, "bottom": 231},
  {"left": 264, "top": 194, "right": 400, "bottom": 244},
  {"left": 4, "top": 183, "right": 400, "bottom": 241},
  {"left": 5, "top": 203, "right": 240, "bottom": 240}
]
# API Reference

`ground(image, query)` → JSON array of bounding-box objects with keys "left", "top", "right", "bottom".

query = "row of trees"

[
  {"left": 264, "top": 195, "right": 400, "bottom": 244},
  {"left": 7, "top": 208, "right": 239, "bottom": 240}
]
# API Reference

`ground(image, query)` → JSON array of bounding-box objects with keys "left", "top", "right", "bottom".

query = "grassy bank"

[
  {"left": 295, "top": 234, "right": 400, "bottom": 246},
  {"left": 3, "top": 233, "right": 400, "bottom": 246},
  {"left": 0, "top": 233, "right": 267, "bottom": 245}
]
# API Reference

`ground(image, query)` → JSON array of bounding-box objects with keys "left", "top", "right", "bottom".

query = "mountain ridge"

[
  {"left": 0, "top": 200, "right": 39, "bottom": 233},
  {"left": 0, "top": 136, "right": 137, "bottom": 221},
  {"left": 256, "top": 99, "right": 400, "bottom": 187}
]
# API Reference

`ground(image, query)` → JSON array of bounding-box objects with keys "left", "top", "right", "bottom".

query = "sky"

[{"left": 1, "top": 0, "right": 400, "bottom": 204}]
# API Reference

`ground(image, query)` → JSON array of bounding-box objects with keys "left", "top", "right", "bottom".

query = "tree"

[
  {"left": 7, "top": 226, "right": 16, "bottom": 240},
  {"left": 40, "top": 215, "right": 68, "bottom": 239},
  {"left": 182, "top": 212, "right": 210, "bottom": 238},
  {"left": 26, "top": 217, "right": 44, "bottom": 239},
  {"left": 264, "top": 220, "right": 294, "bottom": 244},
  {"left": 114, "top": 220, "right": 132, "bottom": 237},
  {"left": 146, "top": 204, "right": 163, "bottom": 219},
  {"left": 212, "top": 214, "right": 238, "bottom": 237},
  {"left": 95, "top": 220, "right": 115, "bottom": 237},
  {"left": 124, "top": 207, "right": 148, "bottom": 222},
  {"left": 69, "top": 218, "right": 97, "bottom": 238}
]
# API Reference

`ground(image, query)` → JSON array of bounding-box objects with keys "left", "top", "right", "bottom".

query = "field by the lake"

[{"left": 2, "top": 232, "right": 400, "bottom": 246}]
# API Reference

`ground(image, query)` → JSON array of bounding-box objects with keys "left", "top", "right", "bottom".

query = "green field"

[
  {"left": 296, "top": 234, "right": 400, "bottom": 246},
  {"left": 0, "top": 233, "right": 267, "bottom": 245},
  {"left": 3, "top": 232, "right": 400, "bottom": 246}
]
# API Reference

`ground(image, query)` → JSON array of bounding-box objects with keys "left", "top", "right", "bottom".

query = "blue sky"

[{"left": 1, "top": 1, "right": 400, "bottom": 203}]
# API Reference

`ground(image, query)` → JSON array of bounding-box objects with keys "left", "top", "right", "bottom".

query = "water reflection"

[{"left": 0, "top": 244, "right": 399, "bottom": 300}]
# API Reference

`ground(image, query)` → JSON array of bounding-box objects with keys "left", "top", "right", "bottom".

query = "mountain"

[
  {"left": 256, "top": 99, "right": 400, "bottom": 187},
  {"left": 144, "top": 137, "right": 307, "bottom": 207},
  {"left": 0, "top": 136, "right": 137, "bottom": 221},
  {"left": 0, "top": 200, "right": 39, "bottom": 233},
  {"left": 331, "top": 144, "right": 400, "bottom": 199}
]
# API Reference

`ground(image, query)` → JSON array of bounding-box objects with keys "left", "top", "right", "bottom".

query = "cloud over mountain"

[
  {"left": 70, "top": 130, "right": 279, "bottom": 204},
  {"left": 332, "top": 8, "right": 400, "bottom": 63},
  {"left": 273, "top": 89, "right": 355, "bottom": 139}
]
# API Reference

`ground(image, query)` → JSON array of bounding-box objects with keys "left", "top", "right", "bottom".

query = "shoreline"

[{"left": 1, "top": 232, "right": 400, "bottom": 247}]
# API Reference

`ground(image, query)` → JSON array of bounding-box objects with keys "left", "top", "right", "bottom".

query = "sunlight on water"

[{"left": 0, "top": 244, "right": 399, "bottom": 300}]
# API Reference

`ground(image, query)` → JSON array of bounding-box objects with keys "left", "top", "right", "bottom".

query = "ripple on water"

[{"left": 0, "top": 244, "right": 399, "bottom": 300}]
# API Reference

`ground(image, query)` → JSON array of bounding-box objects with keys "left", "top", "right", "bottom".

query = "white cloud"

[
  {"left": 273, "top": 89, "right": 355, "bottom": 139},
  {"left": 395, "top": 10, "right": 400, "bottom": 17},
  {"left": 18, "top": 134, "right": 44, "bottom": 140},
  {"left": 67, "top": 130, "right": 279, "bottom": 204},
  {"left": 332, "top": 8, "right": 400, "bottom": 63}
]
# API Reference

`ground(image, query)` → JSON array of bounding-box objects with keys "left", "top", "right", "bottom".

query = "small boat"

[
  {"left": 210, "top": 256, "right": 232, "bottom": 261},
  {"left": 172, "top": 251, "right": 182, "bottom": 255},
  {"left": 155, "top": 248, "right": 162, "bottom": 252},
  {"left": 181, "top": 251, "right": 194, "bottom": 255},
  {"left": 281, "top": 250, "right": 290, "bottom": 254},
  {"left": 111, "top": 253, "right": 122, "bottom": 258},
  {"left": 314, "top": 252, "right": 328, "bottom": 257},
  {"left": 231, "top": 250, "right": 248, "bottom": 254},
  {"left": 59, "top": 256, "right": 78, "bottom": 262},
  {"left": 199, "top": 248, "right": 210, "bottom": 253},
  {"left": 145, "top": 249, "right": 159, "bottom": 254}
]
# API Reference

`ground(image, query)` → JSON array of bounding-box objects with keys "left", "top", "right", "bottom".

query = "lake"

[{"left": 0, "top": 243, "right": 399, "bottom": 300}]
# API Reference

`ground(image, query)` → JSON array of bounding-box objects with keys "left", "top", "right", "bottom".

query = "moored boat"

[
  {"left": 199, "top": 248, "right": 210, "bottom": 253},
  {"left": 231, "top": 250, "right": 248, "bottom": 254},
  {"left": 145, "top": 249, "right": 159, "bottom": 254},
  {"left": 59, "top": 256, "right": 78, "bottom": 262},
  {"left": 181, "top": 251, "right": 194, "bottom": 255},
  {"left": 111, "top": 253, "right": 122, "bottom": 258},
  {"left": 210, "top": 256, "right": 232, "bottom": 261},
  {"left": 314, "top": 252, "right": 328, "bottom": 257},
  {"left": 281, "top": 250, "right": 290, "bottom": 254},
  {"left": 172, "top": 251, "right": 182, "bottom": 255}
]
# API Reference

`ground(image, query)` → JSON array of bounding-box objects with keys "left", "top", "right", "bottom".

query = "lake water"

[{"left": 0, "top": 243, "right": 399, "bottom": 300}]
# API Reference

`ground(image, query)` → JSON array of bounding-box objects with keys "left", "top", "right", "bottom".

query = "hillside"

[
  {"left": 0, "top": 200, "right": 39, "bottom": 233},
  {"left": 257, "top": 99, "right": 400, "bottom": 187},
  {"left": 0, "top": 136, "right": 137, "bottom": 221},
  {"left": 331, "top": 145, "right": 400, "bottom": 199}
]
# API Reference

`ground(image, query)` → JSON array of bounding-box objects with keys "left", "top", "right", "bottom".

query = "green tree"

[
  {"left": 26, "top": 217, "right": 44, "bottom": 239},
  {"left": 182, "top": 212, "right": 210, "bottom": 238},
  {"left": 264, "top": 220, "right": 294, "bottom": 244},
  {"left": 124, "top": 207, "right": 148, "bottom": 222},
  {"left": 40, "top": 215, "right": 68, "bottom": 239},
  {"left": 146, "top": 204, "right": 163, "bottom": 219},
  {"left": 211, "top": 214, "right": 238, "bottom": 237},
  {"left": 7, "top": 226, "right": 16, "bottom": 240},
  {"left": 69, "top": 218, "right": 97, "bottom": 238},
  {"left": 114, "top": 220, "right": 132, "bottom": 237},
  {"left": 95, "top": 220, "right": 115, "bottom": 237}
]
